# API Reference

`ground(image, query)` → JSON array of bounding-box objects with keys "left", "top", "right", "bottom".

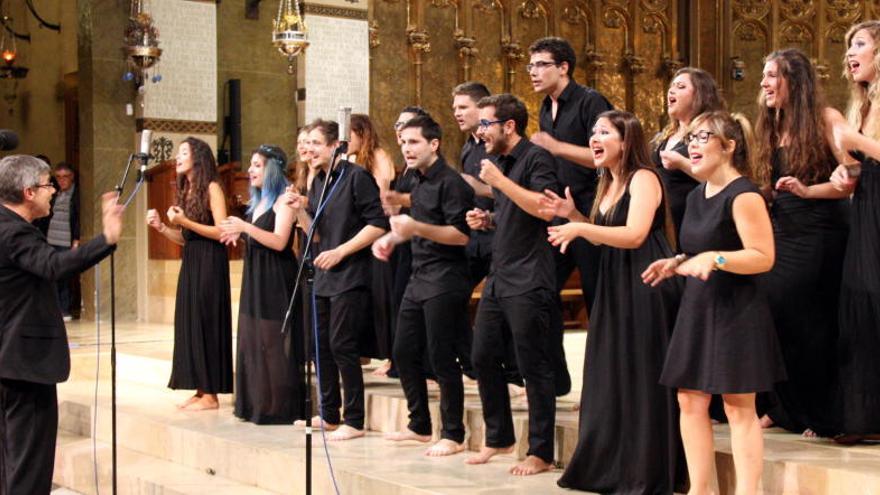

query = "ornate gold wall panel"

[
  {"left": 694, "top": 0, "right": 872, "bottom": 120},
  {"left": 370, "top": 0, "right": 682, "bottom": 164}
]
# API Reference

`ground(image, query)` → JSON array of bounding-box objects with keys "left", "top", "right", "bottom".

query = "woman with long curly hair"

[
  {"left": 750, "top": 48, "right": 851, "bottom": 438},
  {"left": 145, "top": 137, "right": 233, "bottom": 411},
  {"left": 828, "top": 19, "right": 880, "bottom": 443}
]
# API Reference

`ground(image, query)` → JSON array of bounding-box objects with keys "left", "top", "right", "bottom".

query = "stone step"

[
  {"left": 56, "top": 380, "right": 572, "bottom": 495},
  {"left": 54, "top": 432, "right": 277, "bottom": 495}
]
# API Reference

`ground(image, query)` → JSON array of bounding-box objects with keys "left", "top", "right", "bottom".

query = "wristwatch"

[{"left": 713, "top": 252, "right": 727, "bottom": 271}]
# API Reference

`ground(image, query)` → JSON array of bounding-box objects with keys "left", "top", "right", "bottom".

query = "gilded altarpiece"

[
  {"left": 701, "top": 1, "right": 879, "bottom": 119},
  {"left": 370, "top": 0, "right": 682, "bottom": 163}
]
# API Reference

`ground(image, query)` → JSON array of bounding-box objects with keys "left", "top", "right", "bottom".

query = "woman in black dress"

[
  {"left": 827, "top": 20, "right": 880, "bottom": 444},
  {"left": 653, "top": 67, "right": 725, "bottom": 240},
  {"left": 145, "top": 137, "right": 233, "bottom": 411},
  {"left": 546, "top": 110, "right": 686, "bottom": 494},
  {"left": 348, "top": 114, "right": 397, "bottom": 368},
  {"left": 644, "top": 111, "right": 785, "bottom": 495},
  {"left": 752, "top": 48, "right": 850, "bottom": 437},
  {"left": 220, "top": 145, "right": 305, "bottom": 424}
]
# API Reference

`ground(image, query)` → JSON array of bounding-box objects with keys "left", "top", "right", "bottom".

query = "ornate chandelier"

[
  {"left": 272, "top": 0, "right": 309, "bottom": 74},
  {"left": 123, "top": 0, "right": 162, "bottom": 84}
]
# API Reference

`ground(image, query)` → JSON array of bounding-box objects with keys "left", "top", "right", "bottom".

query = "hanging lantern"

[
  {"left": 123, "top": 0, "right": 162, "bottom": 84},
  {"left": 272, "top": 0, "right": 309, "bottom": 74}
]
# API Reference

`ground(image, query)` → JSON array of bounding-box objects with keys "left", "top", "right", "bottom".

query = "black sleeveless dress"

[
  {"left": 558, "top": 170, "right": 687, "bottom": 494},
  {"left": 837, "top": 153, "right": 880, "bottom": 434},
  {"left": 759, "top": 149, "right": 847, "bottom": 435},
  {"left": 168, "top": 226, "right": 233, "bottom": 394},
  {"left": 653, "top": 138, "right": 698, "bottom": 242},
  {"left": 234, "top": 208, "right": 305, "bottom": 424},
  {"left": 661, "top": 177, "right": 786, "bottom": 393}
]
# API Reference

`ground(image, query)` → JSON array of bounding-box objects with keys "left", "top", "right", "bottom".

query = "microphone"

[
  {"left": 0, "top": 129, "right": 19, "bottom": 151},
  {"left": 336, "top": 106, "right": 352, "bottom": 155},
  {"left": 136, "top": 129, "right": 152, "bottom": 182}
]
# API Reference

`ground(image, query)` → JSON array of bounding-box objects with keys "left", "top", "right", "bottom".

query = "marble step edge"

[
  {"left": 58, "top": 384, "right": 880, "bottom": 495},
  {"left": 56, "top": 393, "right": 451, "bottom": 495},
  {"left": 54, "top": 433, "right": 278, "bottom": 495}
]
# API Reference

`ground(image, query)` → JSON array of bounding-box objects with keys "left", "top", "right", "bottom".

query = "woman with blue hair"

[{"left": 220, "top": 144, "right": 305, "bottom": 424}]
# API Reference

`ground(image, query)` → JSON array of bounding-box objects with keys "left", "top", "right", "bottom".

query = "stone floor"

[{"left": 52, "top": 320, "right": 880, "bottom": 495}]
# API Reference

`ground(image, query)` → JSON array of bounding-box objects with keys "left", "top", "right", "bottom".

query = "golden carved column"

[{"left": 407, "top": 0, "right": 432, "bottom": 105}]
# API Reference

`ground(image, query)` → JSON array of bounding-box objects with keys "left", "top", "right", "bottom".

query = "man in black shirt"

[
  {"left": 529, "top": 36, "right": 613, "bottom": 368},
  {"left": 452, "top": 82, "right": 525, "bottom": 389},
  {"left": 0, "top": 155, "right": 124, "bottom": 494},
  {"left": 465, "top": 94, "right": 559, "bottom": 475},
  {"left": 291, "top": 119, "right": 389, "bottom": 441},
  {"left": 373, "top": 115, "right": 474, "bottom": 456}
]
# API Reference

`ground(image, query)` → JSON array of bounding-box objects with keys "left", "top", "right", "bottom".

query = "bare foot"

[
  {"left": 372, "top": 360, "right": 392, "bottom": 377},
  {"left": 508, "top": 383, "right": 526, "bottom": 398},
  {"left": 184, "top": 395, "right": 219, "bottom": 411},
  {"left": 465, "top": 445, "right": 514, "bottom": 465},
  {"left": 759, "top": 414, "right": 775, "bottom": 429},
  {"left": 177, "top": 395, "right": 199, "bottom": 409},
  {"left": 385, "top": 429, "right": 431, "bottom": 443},
  {"left": 294, "top": 415, "right": 339, "bottom": 431},
  {"left": 328, "top": 425, "right": 365, "bottom": 441},
  {"left": 425, "top": 438, "right": 465, "bottom": 457},
  {"left": 801, "top": 428, "right": 818, "bottom": 438},
  {"left": 509, "top": 455, "right": 552, "bottom": 476}
]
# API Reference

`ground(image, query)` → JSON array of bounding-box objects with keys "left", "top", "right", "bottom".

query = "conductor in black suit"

[{"left": 0, "top": 155, "right": 124, "bottom": 494}]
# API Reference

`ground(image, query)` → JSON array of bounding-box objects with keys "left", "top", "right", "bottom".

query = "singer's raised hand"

[
  {"left": 219, "top": 231, "right": 241, "bottom": 247},
  {"left": 146, "top": 209, "right": 164, "bottom": 231},
  {"left": 478, "top": 159, "right": 504, "bottom": 187},
  {"left": 372, "top": 233, "right": 396, "bottom": 262},
  {"left": 101, "top": 192, "right": 125, "bottom": 245},
  {"left": 167, "top": 206, "right": 186, "bottom": 225},
  {"left": 466, "top": 208, "right": 489, "bottom": 231},
  {"left": 220, "top": 215, "right": 247, "bottom": 235},
  {"left": 314, "top": 247, "right": 345, "bottom": 270},
  {"left": 538, "top": 187, "right": 576, "bottom": 220},
  {"left": 389, "top": 214, "right": 416, "bottom": 240}
]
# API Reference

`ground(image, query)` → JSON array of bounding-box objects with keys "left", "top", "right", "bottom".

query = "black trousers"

[
  {"left": 468, "top": 255, "right": 524, "bottom": 386},
  {"left": 315, "top": 289, "right": 370, "bottom": 429},
  {"left": 394, "top": 292, "right": 469, "bottom": 443},
  {"left": 0, "top": 379, "right": 57, "bottom": 495},
  {"left": 472, "top": 289, "right": 557, "bottom": 463}
]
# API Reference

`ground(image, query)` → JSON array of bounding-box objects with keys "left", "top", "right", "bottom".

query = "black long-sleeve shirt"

[
  {"left": 307, "top": 161, "right": 389, "bottom": 297},
  {"left": 405, "top": 156, "right": 474, "bottom": 302},
  {"left": 538, "top": 80, "right": 613, "bottom": 215},
  {"left": 485, "top": 139, "right": 559, "bottom": 297}
]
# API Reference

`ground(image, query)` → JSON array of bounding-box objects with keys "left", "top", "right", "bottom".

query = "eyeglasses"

[
  {"left": 525, "top": 61, "right": 559, "bottom": 72},
  {"left": 685, "top": 130, "right": 716, "bottom": 144},
  {"left": 55, "top": 173, "right": 73, "bottom": 180},
  {"left": 33, "top": 183, "right": 56, "bottom": 191},
  {"left": 478, "top": 119, "right": 506, "bottom": 129}
]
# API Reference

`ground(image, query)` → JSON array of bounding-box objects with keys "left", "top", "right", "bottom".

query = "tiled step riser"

[
  {"left": 58, "top": 397, "right": 445, "bottom": 495},
  {"left": 54, "top": 436, "right": 275, "bottom": 495}
]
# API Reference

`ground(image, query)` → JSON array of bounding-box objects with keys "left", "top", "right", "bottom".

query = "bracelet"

[{"left": 673, "top": 253, "right": 688, "bottom": 265}]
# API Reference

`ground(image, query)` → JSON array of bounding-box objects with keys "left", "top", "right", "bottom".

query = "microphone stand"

[
  {"left": 281, "top": 141, "right": 348, "bottom": 495},
  {"left": 106, "top": 153, "right": 148, "bottom": 495}
]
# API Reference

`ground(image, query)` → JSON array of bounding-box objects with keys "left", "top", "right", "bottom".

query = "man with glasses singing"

[
  {"left": 465, "top": 93, "right": 560, "bottom": 476},
  {"left": 527, "top": 36, "right": 613, "bottom": 395},
  {"left": 0, "top": 155, "right": 124, "bottom": 494}
]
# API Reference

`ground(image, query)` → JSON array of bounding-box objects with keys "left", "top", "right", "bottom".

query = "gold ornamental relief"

[
  {"left": 780, "top": 21, "right": 814, "bottom": 44},
  {"left": 640, "top": 0, "right": 668, "bottom": 14},
  {"left": 519, "top": 0, "right": 547, "bottom": 20},
  {"left": 732, "top": 0, "right": 771, "bottom": 21},
  {"left": 733, "top": 20, "right": 769, "bottom": 43},
  {"left": 780, "top": 0, "right": 817, "bottom": 22}
]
